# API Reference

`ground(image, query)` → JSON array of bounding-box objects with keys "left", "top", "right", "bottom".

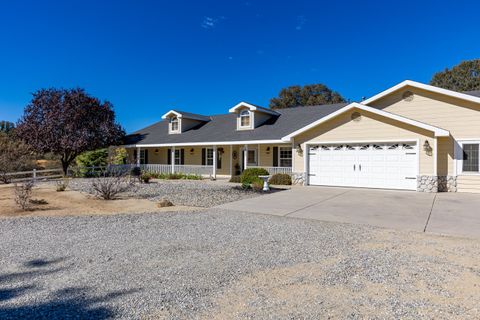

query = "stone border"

[{"left": 417, "top": 175, "right": 457, "bottom": 193}]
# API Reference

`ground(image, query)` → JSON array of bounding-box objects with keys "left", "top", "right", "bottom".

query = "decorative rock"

[
  {"left": 417, "top": 175, "right": 439, "bottom": 193},
  {"left": 157, "top": 199, "right": 174, "bottom": 207}
]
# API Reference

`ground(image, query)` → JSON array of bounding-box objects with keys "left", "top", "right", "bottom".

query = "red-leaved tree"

[{"left": 16, "top": 88, "right": 125, "bottom": 175}]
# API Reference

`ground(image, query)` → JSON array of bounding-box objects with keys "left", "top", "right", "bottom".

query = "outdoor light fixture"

[
  {"left": 190, "top": 148, "right": 194, "bottom": 155},
  {"left": 266, "top": 147, "right": 270, "bottom": 154},
  {"left": 423, "top": 140, "right": 430, "bottom": 151},
  {"left": 297, "top": 144, "right": 303, "bottom": 156},
  {"left": 154, "top": 149, "right": 159, "bottom": 154},
  {"left": 423, "top": 140, "right": 432, "bottom": 156}
]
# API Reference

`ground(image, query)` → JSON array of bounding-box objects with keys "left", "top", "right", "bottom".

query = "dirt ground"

[
  {"left": 204, "top": 228, "right": 480, "bottom": 319},
  {"left": 0, "top": 184, "right": 199, "bottom": 217}
]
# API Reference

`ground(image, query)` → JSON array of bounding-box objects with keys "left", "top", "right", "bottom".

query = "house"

[{"left": 124, "top": 80, "right": 480, "bottom": 193}]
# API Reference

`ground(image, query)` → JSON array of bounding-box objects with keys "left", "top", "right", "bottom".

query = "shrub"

[
  {"left": 269, "top": 173, "right": 292, "bottom": 185},
  {"left": 240, "top": 168, "right": 270, "bottom": 185},
  {"left": 76, "top": 149, "right": 109, "bottom": 168},
  {"left": 0, "top": 133, "right": 34, "bottom": 184},
  {"left": 90, "top": 172, "right": 134, "bottom": 200},
  {"left": 141, "top": 173, "right": 152, "bottom": 183},
  {"left": 14, "top": 180, "right": 34, "bottom": 210},
  {"left": 251, "top": 178, "right": 265, "bottom": 192},
  {"left": 184, "top": 174, "right": 202, "bottom": 180},
  {"left": 229, "top": 175, "right": 241, "bottom": 183},
  {"left": 56, "top": 177, "right": 70, "bottom": 192}
]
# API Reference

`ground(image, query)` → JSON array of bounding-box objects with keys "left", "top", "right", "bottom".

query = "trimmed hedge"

[
  {"left": 240, "top": 168, "right": 270, "bottom": 185},
  {"left": 269, "top": 173, "right": 292, "bottom": 185}
]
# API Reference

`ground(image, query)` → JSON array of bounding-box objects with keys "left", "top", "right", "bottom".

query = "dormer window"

[
  {"left": 240, "top": 110, "right": 251, "bottom": 128},
  {"left": 170, "top": 117, "right": 179, "bottom": 132}
]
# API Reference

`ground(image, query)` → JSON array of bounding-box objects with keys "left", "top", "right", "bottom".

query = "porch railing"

[
  {"left": 173, "top": 165, "right": 213, "bottom": 175},
  {"left": 248, "top": 166, "right": 293, "bottom": 175},
  {"left": 109, "top": 164, "right": 213, "bottom": 176}
]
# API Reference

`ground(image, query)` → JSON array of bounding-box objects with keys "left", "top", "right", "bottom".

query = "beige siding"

[
  {"left": 292, "top": 107, "right": 435, "bottom": 175},
  {"left": 257, "top": 144, "right": 292, "bottom": 167},
  {"left": 457, "top": 175, "right": 480, "bottom": 193},
  {"left": 369, "top": 86, "right": 480, "bottom": 138}
]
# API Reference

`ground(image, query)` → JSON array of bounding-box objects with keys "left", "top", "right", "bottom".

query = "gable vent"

[{"left": 402, "top": 91, "right": 414, "bottom": 102}]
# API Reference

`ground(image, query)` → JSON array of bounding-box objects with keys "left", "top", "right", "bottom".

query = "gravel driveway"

[
  {"left": 68, "top": 179, "right": 271, "bottom": 207},
  {"left": 0, "top": 209, "right": 479, "bottom": 319}
]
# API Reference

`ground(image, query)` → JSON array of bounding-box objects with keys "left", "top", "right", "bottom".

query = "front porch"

[{"left": 126, "top": 144, "right": 293, "bottom": 178}]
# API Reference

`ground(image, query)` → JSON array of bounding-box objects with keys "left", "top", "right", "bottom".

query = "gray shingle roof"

[
  {"left": 125, "top": 103, "right": 348, "bottom": 145},
  {"left": 171, "top": 110, "right": 211, "bottom": 122},
  {"left": 464, "top": 90, "right": 480, "bottom": 98}
]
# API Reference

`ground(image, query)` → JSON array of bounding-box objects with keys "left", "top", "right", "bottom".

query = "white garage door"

[{"left": 308, "top": 142, "right": 418, "bottom": 190}]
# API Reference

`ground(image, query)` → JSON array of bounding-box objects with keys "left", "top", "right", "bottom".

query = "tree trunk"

[{"left": 61, "top": 160, "right": 69, "bottom": 176}]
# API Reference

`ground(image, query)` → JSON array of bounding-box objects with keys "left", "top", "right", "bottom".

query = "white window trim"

[
  {"left": 278, "top": 147, "right": 293, "bottom": 167},
  {"left": 139, "top": 150, "right": 146, "bottom": 164},
  {"left": 169, "top": 117, "right": 181, "bottom": 134},
  {"left": 456, "top": 140, "right": 480, "bottom": 175},
  {"left": 206, "top": 148, "right": 214, "bottom": 166},
  {"left": 238, "top": 110, "right": 253, "bottom": 130}
]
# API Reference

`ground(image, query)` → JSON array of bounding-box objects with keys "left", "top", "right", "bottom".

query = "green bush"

[
  {"left": 240, "top": 168, "right": 270, "bottom": 185},
  {"left": 229, "top": 175, "right": 241, "bottom": 183},
  {"left": 141, "top": 173, "right": 152, "bottom": 183},
  {"left": 269, "top": 173, "right": 292, "bottom": 185},
  {"left": 141, "top": 172, "right": 202, "bottom": 180},
  {"left": 76, "top": 149, "right": 109, "bottom": 167}
]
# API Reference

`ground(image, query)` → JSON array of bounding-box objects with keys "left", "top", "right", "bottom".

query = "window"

[
  {"left": 463, "top": 144, "right": 479, "bottom": 172},
  {"left": 206, "top": 148, "right": 214, "bottom": 166},
  {"left": 174, "top": 149, "right": 181, "bottom": 165},
  {"left": 279, "top": 147, "right": 292, "bottom": 167},
  {"left": 139, "top": 150, "right": 146, "bottom": 164},
  {"left": 240, "top": 110, "right": 251, "bottom": 128},
  {"left": 170, "top": 117, "right": 179, "bottom": 132},
  {"left": 247, "top": 149, "right": 257, "bottom": 166}
]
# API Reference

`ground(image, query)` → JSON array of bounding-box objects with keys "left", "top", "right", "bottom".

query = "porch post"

[
  {"left": 212, "top": 145, "right": 217, "bottom": 179},
  {"left": 171, "top": 146, "right": 175, "bottom": 174},
  {"left": 244, "top": 145, "right": 248, "bottom": 170},
  {"left": 433, "top": 138, "right": 438, "bottom": 176},
  {"left": 257, "top": 144, "right": 260, "bottom": 167},
  {"left": 137, "top": 147, "right": 141, "bottom": 166},
  {"left": 229, "top": 145, "right": 232, "bottom": 176}
]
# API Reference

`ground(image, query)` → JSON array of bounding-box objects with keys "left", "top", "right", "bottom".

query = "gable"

[
  {"left": 368, "top": 86, "right": 480, "bottom": 137},
  {"left": 294, "top": 107, "right": 435, "bottom": 144}
]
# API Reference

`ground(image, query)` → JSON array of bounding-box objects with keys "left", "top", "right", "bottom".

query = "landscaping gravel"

[
  {"left": 68, "top": 178, "right": 270, "bottom": 207},
  {"left": 0, "top": 209, "right": 479, "bottom": 319}
]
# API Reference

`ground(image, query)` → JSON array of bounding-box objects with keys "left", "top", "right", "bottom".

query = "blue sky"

[{"left": 0, "top": 0, "right": 479, "bottom": 132}]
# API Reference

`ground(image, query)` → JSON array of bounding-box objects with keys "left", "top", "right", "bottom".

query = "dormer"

[
  {"left": 161, "top": 110, "right": 210, "bottom": 134},
  {"left": 229, "top": 102, "right": 279, "bottom": 130}
]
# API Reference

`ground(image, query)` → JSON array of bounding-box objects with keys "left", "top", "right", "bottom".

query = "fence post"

[{"left": 32, "top": 169, "right": 37, "bottom": 184}]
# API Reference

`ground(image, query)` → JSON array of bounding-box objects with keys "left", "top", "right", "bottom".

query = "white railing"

[
  {"left": 248, "top": 166, "right": 293, "bottom": 175},
  {"left": 174, "top": 165, "right": 213, "bottom": 175},
  {"left": 140, "top": 164, "right": 172, "bottom": 174}
]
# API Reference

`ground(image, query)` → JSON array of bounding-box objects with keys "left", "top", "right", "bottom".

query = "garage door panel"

[{"left": 308, "top": 143, "right": 418, "bottom": 190}]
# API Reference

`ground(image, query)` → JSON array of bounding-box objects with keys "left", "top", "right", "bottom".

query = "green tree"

[
  {"left": 430, "top": 59, "right": 480, "bottom": 91},
  {"left": 269, "top": 84, "right": 346, "bottom": 109},
  {"left": 76, "top": 149, "right": 109, "bottom": 168},
  {"left": 0, "top": 120, "right": 15, "bottom": 134},
  {"left": 0, "top": 132, "right": 34, "bottom": 183}
]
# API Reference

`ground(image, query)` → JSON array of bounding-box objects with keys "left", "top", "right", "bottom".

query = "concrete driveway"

[{"left": 217, "top": 186, "right": 480, "bottom": 238}]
